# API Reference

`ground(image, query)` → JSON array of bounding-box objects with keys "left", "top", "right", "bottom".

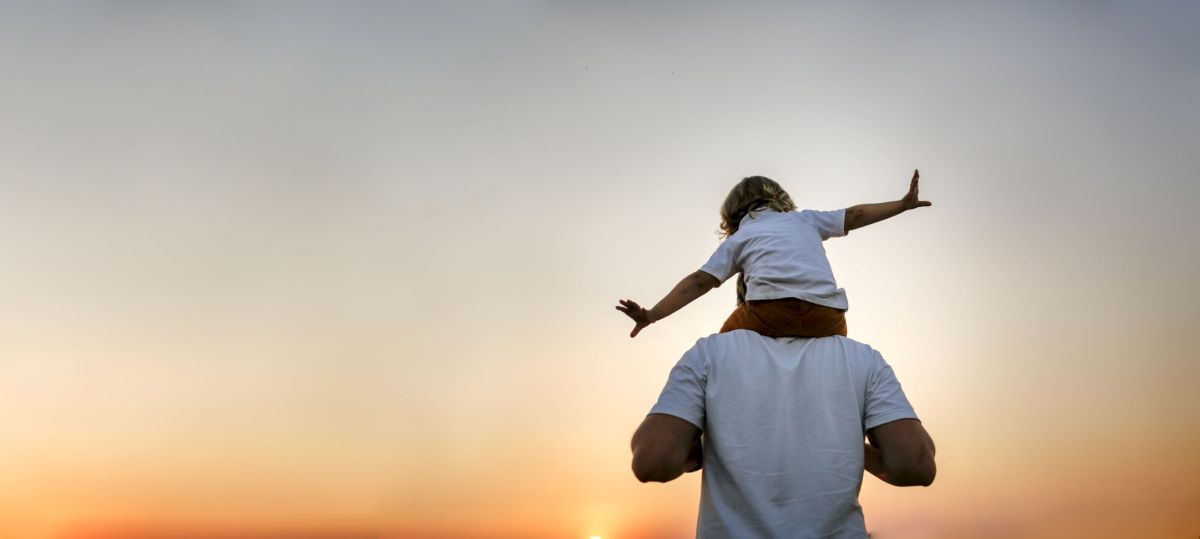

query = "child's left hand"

[
  {"left": 683, "top": 436, "right": 703, "bottom": 473},
  {"left": 616, "top": 299, "right": 654, "bottom": 338},
  {"left": 900, "top": 169, "right": 932, "bottom": 211}
]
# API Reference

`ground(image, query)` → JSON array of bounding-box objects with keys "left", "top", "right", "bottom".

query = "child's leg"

[
  {"left": 719, "top": 302, "right": 756, "bottom": 333},
  {"left": 719, "top": 298, "right": 847, "bottom": 337}
]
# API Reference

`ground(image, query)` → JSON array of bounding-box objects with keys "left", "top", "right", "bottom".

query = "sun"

[{"left": 589, "top": 536, "right": 603, "bottom": 539}]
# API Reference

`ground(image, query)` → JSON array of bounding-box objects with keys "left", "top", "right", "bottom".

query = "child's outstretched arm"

[
  {"left": 616, "top": 270, "right": 720, "bottom": 338},
  {"left": 844, "top": 169, "right": 932, "bottom": 232}
]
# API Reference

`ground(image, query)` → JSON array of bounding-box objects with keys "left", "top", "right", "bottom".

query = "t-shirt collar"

[{"left": 741, "top": 204, "right": 776, "bottom": 225}]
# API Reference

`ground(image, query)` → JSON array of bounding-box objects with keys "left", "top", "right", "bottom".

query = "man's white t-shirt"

[
  {"left": 700, "top": 207, "right": 849, "bottom": 311},
  {"left": 649, "top": 331, "right": 918, "bottom": 539}
]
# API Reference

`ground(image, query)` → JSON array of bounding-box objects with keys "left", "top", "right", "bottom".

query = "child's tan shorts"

[{"left": 719, "top": 297, "right": 848, "bottom": 338}]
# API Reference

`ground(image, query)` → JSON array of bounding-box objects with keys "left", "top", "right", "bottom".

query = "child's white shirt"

[{"left": 699, "top": 207, "right": 849, "bottom": 311}]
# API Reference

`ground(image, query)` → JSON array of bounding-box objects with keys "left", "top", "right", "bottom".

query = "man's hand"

[
  {"left": 683, "top": 436, "right": 703, "bottom": 473},
  {"left": 863, "top": 418, "right": 937, "bottom": 487},
  {"left": 864, "top": 442, "right": 888, "bottom": 482},
  {"left": 631, "top": 414, "right": 702, "bottom": 483},
  {"left": 899, "top": 169, "right": 932, "bottom": 211},
  {"left": 616, "top": 299, "right": 654, "bottom": 338}
]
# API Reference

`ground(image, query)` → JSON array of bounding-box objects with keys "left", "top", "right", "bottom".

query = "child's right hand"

[{"left": 616, "top": 299, "right": 654, "bottom": 338}]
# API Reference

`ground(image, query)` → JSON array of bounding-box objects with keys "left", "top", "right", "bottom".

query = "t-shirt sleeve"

[
  {"left": 648, "top": 343, "right": 707, "bottom": 430},
  {"left": 698, "top": 239, "right": 739, "bottom": 285},
  {"left": 863, "top": 350, "right": 919, "bottom": 431},
  {"left": 801, "top": 208, "right": 847, "bottom": 240}
]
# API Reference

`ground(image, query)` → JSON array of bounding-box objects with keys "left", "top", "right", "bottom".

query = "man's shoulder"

[
  {"left": 692, "top": 329, "right": 764, "bottom": 349},
  {"left": 695, "top": 332, "right": 879, "bottom": 359}
]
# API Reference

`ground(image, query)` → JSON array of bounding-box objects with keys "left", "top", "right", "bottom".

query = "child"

[{"left": 616, "top": 170, "right": 930, "bottom": 338}]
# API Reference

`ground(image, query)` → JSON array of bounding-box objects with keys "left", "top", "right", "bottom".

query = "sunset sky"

[{"left": 1, "top": 2, "right": 1198, "bottom": 538}]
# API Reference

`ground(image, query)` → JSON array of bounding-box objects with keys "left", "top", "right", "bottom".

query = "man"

[{"left": 631, "top": 331, "right": 936, "bottom": 538}]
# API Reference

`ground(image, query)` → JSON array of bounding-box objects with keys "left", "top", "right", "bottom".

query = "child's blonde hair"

[{"left": 719, "top": 176, "right": 797, "bottom": 238}]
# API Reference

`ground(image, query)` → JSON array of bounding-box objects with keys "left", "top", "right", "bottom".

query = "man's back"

[{"left": 649, "top": 331, "right": 918, "bottom": 538}]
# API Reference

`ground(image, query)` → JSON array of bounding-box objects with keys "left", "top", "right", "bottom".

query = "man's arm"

[
  {"left": 630, "top": 413, "right": 702, "bottom": 483},
  {"left": 844, "top": 169, "right": 931, "bottom": 232},
  {"left": 864, "top": 418, "right": 936, "bottom": 486}
]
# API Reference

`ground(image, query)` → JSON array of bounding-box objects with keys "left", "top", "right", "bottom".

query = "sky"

[{"left": 1, "top": 2, "right": 1198, "bottom": 538}]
